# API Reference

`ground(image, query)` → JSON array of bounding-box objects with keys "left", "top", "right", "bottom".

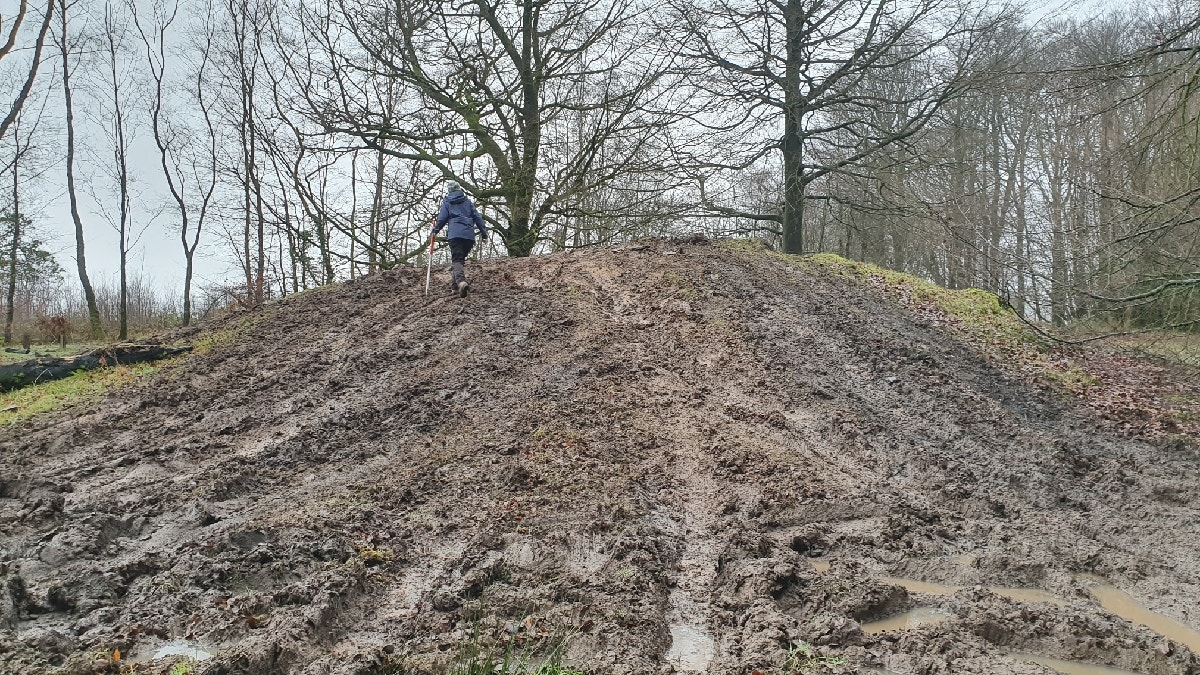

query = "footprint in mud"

[
  {"left": 1006, "top": 652, "right": 1142, "bottom": 675},
  {"left": 666, "top": 620, "right": 717, "bottom": 671}
]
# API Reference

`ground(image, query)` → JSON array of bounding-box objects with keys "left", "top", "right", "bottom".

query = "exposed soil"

[{"left": 2, "top": 239, "right": 1199, "bottom": 675}]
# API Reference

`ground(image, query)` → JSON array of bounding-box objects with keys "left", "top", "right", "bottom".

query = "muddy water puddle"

[
  {"left": 810, "top": 560, "right": 1068, "bottom": 605},
  {"left": 1077, "top": 574, "right": 1200, "bottom": 655},
  {"left": 877, "top": 575, "right": 1069, "bottom": 605},
  {"left": 125, "top": 640, "right": 217, "bottom": 664},
  {"left": 861, "top": 607, "right": 953, "bottom": 634},
  {"left": 815, "top": 560, "right": 1200, "bottom": 672}
]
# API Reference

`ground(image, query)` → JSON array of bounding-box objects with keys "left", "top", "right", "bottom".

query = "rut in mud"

[{"left": 2, "top": 239, "right": 1199, "bottom": 675}]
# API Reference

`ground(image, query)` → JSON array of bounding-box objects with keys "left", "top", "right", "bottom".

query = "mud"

[{"left": 2, "top": 239, "right": 1199, "bottom": 674}]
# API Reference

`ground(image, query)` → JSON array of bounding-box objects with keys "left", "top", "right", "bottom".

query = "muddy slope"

[{"left": 2, "top": 240, "right": 1198, "bottom": 675}]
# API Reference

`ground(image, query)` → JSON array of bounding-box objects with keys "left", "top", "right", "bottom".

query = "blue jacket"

[{"left": 434, "top": 189, "right": 487, "bottom": 241}]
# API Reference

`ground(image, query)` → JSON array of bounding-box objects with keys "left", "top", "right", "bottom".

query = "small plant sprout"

[{"left": 780, "top": 640, "right": 847, "bottom": 673}]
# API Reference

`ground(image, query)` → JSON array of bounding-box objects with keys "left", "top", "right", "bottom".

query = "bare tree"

[
  {"left": 56, "top": 0, "right": 103, "bottom": 339},
  {"left": 284, "top": 0, "right": 682, "bottom": 257},
  {"left": 0, "top": 0, "right": 55, "bottom": 141},
  {"left": 4, "top": 119, "right": 32, "bottom": 344},
  {"left": 95, "top": 0, "right": 135, "bottom": 340},
  {"left": 672, "top": 0, "right": 1003, "bottom": 253},
  {"left": 129, "top": 0, "right": 219, "bottom": 326}
]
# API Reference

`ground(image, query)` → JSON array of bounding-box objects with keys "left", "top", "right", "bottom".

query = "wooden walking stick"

[{"left": 424, "top": 222, "right": 435, "bottom": 296}]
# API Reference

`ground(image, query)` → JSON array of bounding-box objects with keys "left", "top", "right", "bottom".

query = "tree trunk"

[
  {"left": 506, "top": 0, "right": 541, "bottom": 259},
  {"left": 107, "top": 5, "right": 130, "bottom": 341},
  {"left": 367, "top": 150, "right": 385, "bottom": 273},
  {"left": 4, "top": 149, "right": 20, "bottom": 345},
  {"left": 0, "top": 344, "right": 191, "bottom": 392},
  {"left": 0, "top": 0, "right": 54, "bottom": 141},
  {"left": 780, "top": 0, "right": 805, "bottom": 254},
  {"left": 59, "top": 0, "right": 103, "bottom": 339}
]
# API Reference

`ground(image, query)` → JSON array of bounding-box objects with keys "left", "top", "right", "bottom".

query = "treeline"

[
  {"left": 0, "top": 0, "right": 1196, "bottom": 343},
  {"left": 814, "top": 11, "right": 1200, "bottom": 329}
]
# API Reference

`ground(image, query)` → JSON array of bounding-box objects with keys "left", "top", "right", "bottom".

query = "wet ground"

[{"left": 1, "top": 239, "right": 1198, "bottom": 674}]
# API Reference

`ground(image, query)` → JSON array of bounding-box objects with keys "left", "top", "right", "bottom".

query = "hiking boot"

[{"left": 457, "top": 280, "right": 469, "bottom": 298}]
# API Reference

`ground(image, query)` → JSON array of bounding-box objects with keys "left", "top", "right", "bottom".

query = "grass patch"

[
  {"left": 1043, "top": 363, "right": 1101, "bottom": 393},
  {"left": 0, "top": 312, "right": 255, "bottom": 425},
  {"left": 779, "top": 640, "right": 846, "bottom": 673},
  {"left": 192, "top": 315, "right": 261, "bottom": 355},
  {"left": 0, "top": 362, "right": 161, "bottom": 426},
  {"left": 381, "top": 628, "right": 585, "bottom": 675},
  {"left": 661, "top": 270, "right": 699, "bottom": 300}
]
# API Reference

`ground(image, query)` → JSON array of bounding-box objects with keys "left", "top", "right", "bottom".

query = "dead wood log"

[{"left": 0, "top": 344, "right": 192, "bottom": 392}]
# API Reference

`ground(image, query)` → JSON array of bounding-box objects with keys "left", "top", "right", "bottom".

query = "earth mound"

[{"left": 2, "top": 239, "right": 1198, "bottom": 674}]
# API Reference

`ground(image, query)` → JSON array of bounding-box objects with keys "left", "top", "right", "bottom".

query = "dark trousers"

[{"left": 448, "top": 238, "right": 474, "bottom": 285}]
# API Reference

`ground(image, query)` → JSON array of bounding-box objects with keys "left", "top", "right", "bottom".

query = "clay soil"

[{"left": 2, "top": 239, "right": 1199, "bottom": 674}]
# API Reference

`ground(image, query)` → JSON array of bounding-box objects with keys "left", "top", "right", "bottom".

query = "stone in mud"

[
  {"left": 185, "top": 499, "right": 220, "bottom": 526},
  {"left": 46, "top": 584, "right": 73, "bottom": 611},
  {"left": 810, "top": 613, "right": 864, "bottom": 646},
  {"left": 432, "top": 591, "right": 461, "bottom": 611},
  {"left": 1, "top": 571, "right": 23, "bottom": 628},
  {"left": 18, "top": 627, "right": 77, "bottom": 655},
  {"left": 38, "top": 535, "right": 75, "bottom": 567},
  {"left": 227, "top": 529, "right": 270, "bottom": 551}
]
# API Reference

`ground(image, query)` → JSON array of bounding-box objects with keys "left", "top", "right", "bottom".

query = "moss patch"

[
  {"left": 0, "top": 362, "right": 161, "bottom": 426},
  {"left": 801, "top": 253, "right": 1035, "bottom": 346}
]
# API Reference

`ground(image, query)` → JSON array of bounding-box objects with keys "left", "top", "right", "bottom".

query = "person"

[{"left": 432, "top": 180, "right": 488, "bottom": 297}]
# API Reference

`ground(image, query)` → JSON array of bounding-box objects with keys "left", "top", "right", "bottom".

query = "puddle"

[
  {"left": 861, "top": 607, "right": 952, "bottom": 634},
  {"left": 813, "top": 563, "right": 1070, "bottom": 606},
  {"left": 129, "top": 641, "right": 215, "bottom": 662},
  {"left": 1008, "top": 652, "right": 1141, "bottom": 675},
  {"left": 877, "top": 576, "right": 1069, "bottom": 605},
  {"left": 1077, "top": 574, "right": 1200, "bottom": 654},
  {"left": 665, "top": 622, "right": 717, "bottom": 671}
]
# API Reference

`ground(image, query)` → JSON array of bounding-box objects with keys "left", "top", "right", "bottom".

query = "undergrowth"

[{"left": 0, "top": 310, "right": 260, "bottom": 425}]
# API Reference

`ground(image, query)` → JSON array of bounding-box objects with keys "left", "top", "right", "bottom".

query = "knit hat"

[{"left": 446, "top": 180, "right": 461, "bottom": 194}]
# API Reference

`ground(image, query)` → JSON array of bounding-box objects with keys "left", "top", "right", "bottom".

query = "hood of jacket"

[{"left": 446, "top": 189, "right": 467, "bottom": 204}]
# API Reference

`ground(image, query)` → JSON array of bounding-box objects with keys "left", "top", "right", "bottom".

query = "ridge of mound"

[{"left": 2, "top": 239, "right": 1198, "bottom": 674}]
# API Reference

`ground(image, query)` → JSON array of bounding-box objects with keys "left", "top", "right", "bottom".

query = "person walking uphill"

[{"left": 433, "top": 180, "right": 488, "bottom": 298}]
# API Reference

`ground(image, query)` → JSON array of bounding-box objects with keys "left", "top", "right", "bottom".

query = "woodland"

[{"left": 0, "top": 0, "right": 1197, "bottom": 339}]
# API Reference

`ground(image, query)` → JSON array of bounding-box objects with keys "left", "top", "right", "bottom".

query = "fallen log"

[{"left": 0, "top": 344, "right": 192, "bottom": 393}]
